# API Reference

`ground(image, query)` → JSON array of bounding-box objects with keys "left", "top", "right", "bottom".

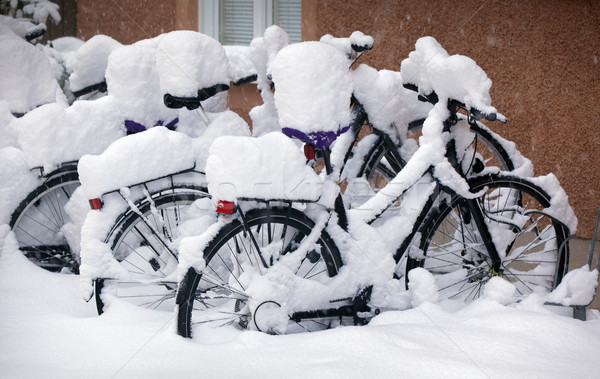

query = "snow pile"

[
  {"left": 248, "top": 25, "right": 289, "bottom": 136},
  {"left": 352, "top": 64, "right": 431, "bottom": 142},
  {"left": 78, "top": 127, "right": 196, "bottom": 198},
  {"left": 2, "top": 237, "right": 600, "bottom": 377},
  {"left": 155, "top": 31, "right": 229, "bottom": 98},
  {"left": 107, "top": 44, "right": 179, "bottom": 129},
  {"left": 77, "top": 110, "right": 249, "bottom": 199},
  {"left": 547, "top": 265, "right": 599, "bottom": 306},
  {"left": 400, "top": 36, "right": 497, "bottom": 117},
  {"left": 0, "top": 147, "right": 41, "bottom": 224},
  {"left": 206, "top": 132, "right": 323, "bottom": 203},
  {"left": 9, "top": 97, "right": 124, "bottom": 170},
  {"left": 269, "top": 41, "right": 353, "bottom": 136},
  {"left": 224, "top": 45, "right": 256, "bottom": 83},
  {"left": 47, "top": 36, "right": 84, "bottom": 74},
  {"left": 0, "top": 37, "right": 64, "bottom": 114},
  {"left": 320, "top": 31, "right": 374, "bottom": 57},
  {"left": 0, "top": 14, "right": 44, "bottom": 40},
  {"left": 0, "top": 102, "right": 16, "bottom": 148},
  {"left": 69, "top": 34, "right": 121, "bottom": 93}
]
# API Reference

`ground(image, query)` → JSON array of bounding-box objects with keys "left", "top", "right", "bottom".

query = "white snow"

[
  {"left": 2, "top": 228, "right": 600, "bottom": 378},
  {"left": 69, "top": 34, "right": 121, "bottom": 93},
  {"left": 206, "top": 132, "right": 323, "bottom": 203},
  {"left": 400, "top": 36, "right": 497, "bottom": 117},
  {"left": 155, "top": 31, "right": 229, "bottom": 98},
  {"left": 0, "top": 37, "right": 63, "bottom": 114},
  {"left": 320, "top": 31, "right": 374, "bottom": 57},
  {"left": 9, "top": 97, "right": 124, "bottom": 170},
  {"left": 269, "top": 41, "right": 353, "bottom": 135},
  {"left": 352, "top": 63, "right": 431, "bottom": 143},
  {"left": 0, "top": 24, "right": 597, "bottom": 378},
  {"left": 248, "top": 25, "right": 289, "bottom": 136},
  {"left": 223, "top": 45, "right": 256, "bottom": 83}
]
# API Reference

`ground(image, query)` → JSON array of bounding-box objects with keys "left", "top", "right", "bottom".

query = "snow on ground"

[{"left": 1, "top": 227, "right": 599, "bottom": 378}]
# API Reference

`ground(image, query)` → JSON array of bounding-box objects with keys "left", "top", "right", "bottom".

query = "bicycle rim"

[
  {"left": 407, "top": 119, "right": 514, "bottom": 172},
  {"left": 177, "top": 207, "right": 342, "bottom": 338},
  {"left": 9, "top": 172, "right": 80, "bottom": 273},
  {"left": 407, "top": 175, "right": 569, "bottom": 302},
  {"left": 95, "top": 189, "right": 208, "bottom": 314}
]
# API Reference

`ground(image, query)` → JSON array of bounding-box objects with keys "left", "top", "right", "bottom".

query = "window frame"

[{"left": 199, "top": 0, "right": 299, "bottom": 45}]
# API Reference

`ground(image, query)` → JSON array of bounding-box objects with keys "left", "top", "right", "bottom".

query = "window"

[{"left": 199, "top": 0, "right": 302, "bottom": 45}]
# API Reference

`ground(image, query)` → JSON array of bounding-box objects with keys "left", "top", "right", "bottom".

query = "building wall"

[
  {"left": 310, "top": 0, "right": 600, "bottom": 239},
  {"left": 75, "top": 0, "right": 600, "bottom": 238},
  {"left": 76, "top": 0, "right": 196, "bottom": 43}
]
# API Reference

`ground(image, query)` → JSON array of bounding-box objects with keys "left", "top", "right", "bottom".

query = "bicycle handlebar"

[
  {"left": 163, "top": 83, "right": 230, "bottom": 110},
  {"left": 402, "top": 83, "right": 499, "bottom": 122}
]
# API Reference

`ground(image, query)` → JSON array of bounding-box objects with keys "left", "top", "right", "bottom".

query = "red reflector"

[
  {"left": 216, "top": 200, "right": 235, "bottom": 214},
  {"left": 304, "top": 144, "right": 315, "bottom": 160},
  {"left": 89, "top": 198, "right": 103, "bottom": 210}
]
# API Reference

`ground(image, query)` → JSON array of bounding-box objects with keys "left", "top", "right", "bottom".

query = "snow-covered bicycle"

[
  {"left": 174, "top": 37, "right": 575, "bottom": 337},
  {"left": 79, "top": 31, "right": 531, "bottom": 316}
]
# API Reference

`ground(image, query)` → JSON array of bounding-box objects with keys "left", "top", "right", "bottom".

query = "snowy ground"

[{"left": 2, "top": 228, "right": 599, "bottom": 379}]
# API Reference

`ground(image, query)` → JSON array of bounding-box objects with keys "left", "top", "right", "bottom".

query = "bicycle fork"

[{"left": 463, "top": 197, "right": 503, "bottom": 276}]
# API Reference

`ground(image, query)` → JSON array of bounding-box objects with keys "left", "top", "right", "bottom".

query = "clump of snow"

[
  {"left": 106, "top": 44, "right": 178, "bottom": 128},
  {"left": 223, "top": 45, "right": 256, "bottom": 83},
  {"left": 269, "top": 41, "right": 353, "bottom": 134},
  {"left": 0, "top": 101, "right": 17, "bottom": 148},
  {"left": 352, "top": 64, "right": 431, "bottom": 142},
  {"left": 320, "top": 31, "right": 374, "bottom": 57},
  {"left": 9, "top": 97, "right": 124, "bottom": 170},
  {"left": 546, "top": 265, "right": 599, "bottom": 306},
  {"left": 400, "top": 36, "right": 496, "bottom": 116},
  {"left": 69, "top": 34, "right": 121, "bottom": 93},
  {"left": 407, "top": 267, "right": 439, "bottom": 306},
  {"left": 482, "top": 277, "right": 516, "bottom": 305},
  {"left": 206, "top": 132, "right": 323, "bottom": 204},
  {"left": 0, "top": 14, "right": 46, "bottom": 40},
  {"left": 0, "top": 147, "right": 41, "bottom": 224},
  {"left": 20, "top": 0, "right": 61, "bottom": 25},
  {"left": 248, "top": 25, "right": 289, "bottom": 136},
  {"left": 78, "top": 127, "right": 197, "bottom": 199},
  {"left": 0, "top": 37, "right": 62, "bottom": 114},
  {"left": 155, "top": 31, "right": 229, "bottom": 98}
]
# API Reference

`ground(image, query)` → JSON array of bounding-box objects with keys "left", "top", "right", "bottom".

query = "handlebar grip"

[
  {"left": 351, "top": 43, "right": 372, "bottom": 53},
  {"left": 25, "top": 25, "right": 46, "bottom": 41}
]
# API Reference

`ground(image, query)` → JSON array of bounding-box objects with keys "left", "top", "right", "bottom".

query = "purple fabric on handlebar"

[
  {"left": 281, "top": 124, "right": 350, "bottom": 150},
  {"left": 124, "top": 117, "right": 179, "bottom": 133}
]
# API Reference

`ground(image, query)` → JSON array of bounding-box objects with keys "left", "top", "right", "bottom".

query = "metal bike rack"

[{"left": 561, "top": 205, "right": 600, "bottom": 321}]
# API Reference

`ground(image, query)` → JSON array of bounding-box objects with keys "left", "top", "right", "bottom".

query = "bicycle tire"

[
  {"left": 405, "top": 174, "right": 569, "bottom": 301},
  {"left": 176, "top": 207, "right": 342, "bottom": 338},
  {"left": 361, "top": 119, "right": 514, "bottom": 196},
  {"left": 94, "top": 187, "right": 208, "bottom": 314},
  {"left": 9, "top": 167, "right": 80, "bottom": 273},
  {"left": 406, "top": 118, "right": 514, "bottom": 171}
]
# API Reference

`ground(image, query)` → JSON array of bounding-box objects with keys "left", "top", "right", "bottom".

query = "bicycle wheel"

[
  {"left": 94, "top": 188, "right": 208, "bottom": 314},
  {"left": 361, "top": 119, "right": 514, "bottom": 195},
  {"left": 406, "top": 118, "right": 514, "bottom": 172},
  {"left": 177, "top": 207, "right": 343, "bottom": 338},
  {"left": 406, "top": 174, "right": 569, "bottom": 301},
  {"left": 9, "top": 167, "right": 80, "bottom": 273}
]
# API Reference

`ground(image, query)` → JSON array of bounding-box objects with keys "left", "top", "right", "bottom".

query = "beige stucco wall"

[{"left": 75, "top": 0, "right": 600, "bottom": 238}]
